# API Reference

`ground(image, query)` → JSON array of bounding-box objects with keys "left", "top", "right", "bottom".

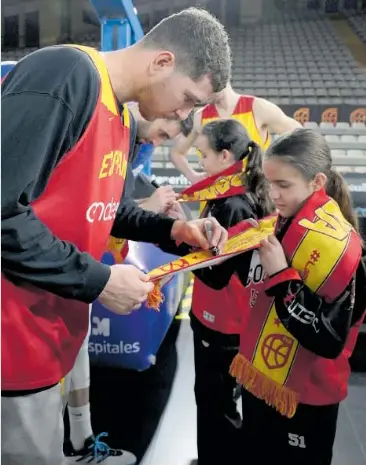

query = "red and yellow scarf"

[
  {"left": 145, "top": 190, "right": 361, "bottom": 417},
  {"left": 146, "top": 214, "right": 277, "bottom": 309},
  {"left": 106, "top": 157, "right": 249, "bottom": 264},
  {"left": 230, "top": 189, "right": 362, "bottom": 417},
  {"left": 179, "top": 158, "right": 248, "bottom": 204}
]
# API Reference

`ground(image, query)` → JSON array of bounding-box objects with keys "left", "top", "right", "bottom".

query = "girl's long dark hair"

[{"left": 202, "top": 119, "right": 274, "bottom": 217}]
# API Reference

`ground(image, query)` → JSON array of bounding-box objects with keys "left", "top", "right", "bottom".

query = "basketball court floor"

[{"left": 90, "top": 317, "right": 366, "bottom": 465}]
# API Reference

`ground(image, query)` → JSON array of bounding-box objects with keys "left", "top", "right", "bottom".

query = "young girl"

[
  {"left": 164, "top": 118, "right": 273, "bottom": 465},
  {"left": 200, "top": 128, "right": 366, "bottom": 465}
]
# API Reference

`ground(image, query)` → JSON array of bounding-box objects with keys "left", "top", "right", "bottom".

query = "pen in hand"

[{"left": 204, "top": 220, "right": 219, "bottom": 257}]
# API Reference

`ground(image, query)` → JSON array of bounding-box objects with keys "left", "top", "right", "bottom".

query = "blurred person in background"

[{"left": 170, "top": 82, "right": 301, "bottom": 186}]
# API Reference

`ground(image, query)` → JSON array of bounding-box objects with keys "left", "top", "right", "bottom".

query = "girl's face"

[
  {"left": 196, "top": 134, "right": 235, "bottom": 177},
  {"left": 263, "top": 157, "right": 326, "bottom": 218}
]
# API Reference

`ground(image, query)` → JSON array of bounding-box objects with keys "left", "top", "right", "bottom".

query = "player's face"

[
  {"left": 137, "top": 52, "right": 213, "bottom": 121},
  {"left": 140, "top": 119, "right": 181, "bottom": 147},
  {"left": 263, "top": 157, "right": 325, "bottom": 218}
]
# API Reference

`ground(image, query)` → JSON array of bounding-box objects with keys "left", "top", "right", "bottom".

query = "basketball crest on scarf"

[
  {"left": 179, "top": 158, "right": 248, "bottom": 204},
  {"left": 145, "top": 215, "right": 277, "bottom": 310},
  {"left": 230, "top": 189, "right": 362, "bottom": 418}
]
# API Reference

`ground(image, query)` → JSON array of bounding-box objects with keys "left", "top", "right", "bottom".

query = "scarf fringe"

[
  {"left": 146, "top": 281, "right": 164, "bottom": 311},
  {"left": 230, "top": 353, "right": 298, "bottom": 419}
]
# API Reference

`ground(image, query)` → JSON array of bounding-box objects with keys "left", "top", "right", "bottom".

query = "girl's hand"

[{"left": 258, "top": 235, "right": 288, "bottom": 276}]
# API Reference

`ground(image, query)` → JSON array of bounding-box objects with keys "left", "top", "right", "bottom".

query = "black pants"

[
  {"left": 191, "top": 315, "right": 242, "bottom": 465},
  {"left": 240, "top": 388, "right": 340, "bottom": 465}
]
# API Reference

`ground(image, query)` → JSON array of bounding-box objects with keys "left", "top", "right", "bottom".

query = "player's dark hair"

[{"left": 141, "top": 7, "right": 231, "bottom": 92}]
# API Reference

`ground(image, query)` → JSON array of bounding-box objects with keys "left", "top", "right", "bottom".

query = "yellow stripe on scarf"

[{"left": 251, "top": 303, "right": 299, "bottom": 386}]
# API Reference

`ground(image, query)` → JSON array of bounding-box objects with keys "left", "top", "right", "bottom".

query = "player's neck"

[
  {"left": 215, "top": 88, "right": 241, "bottom": 116},
  {"left": 102, "top": 46, "right": 142, "bottom": 104}
]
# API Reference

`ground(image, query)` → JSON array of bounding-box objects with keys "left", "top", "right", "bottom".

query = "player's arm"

[
  {"left": 1, "top": 50, "right": 110, "bottom": 303},
  {"left": 253, "top": 97, "right": 301, "bottom": 135},
  {"left": 111, "top": 197, "right": 175, "bottom": 242},
  {"left": 112, "top": 201, "right": 228, "bottom": 253},
  {"left": 169, "top": 109, "right": 203, "bottom": 184}
]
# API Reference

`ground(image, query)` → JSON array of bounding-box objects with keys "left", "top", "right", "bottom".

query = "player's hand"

[
  {"left": 170, "top": 217, "right": 228, "bottom": 253},
  {"left": 142, "top": 186, "right": 178, "bottom": 213},
  {"left": 98, "top": 265, "right": 154, "bottom": 314},
  {"left": 258, "top": 235, "right": 288, "bottom": 276}
]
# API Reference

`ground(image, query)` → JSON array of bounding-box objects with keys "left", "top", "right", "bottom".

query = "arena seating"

[
  {"left": 74, "top": 31, "right": 100, "bottom": 48},
  {"left": 1, "top": 33, "right": 100, "bottom": 61},
  {"left": 343, "top": 9, "right": 366, "bottom": 44},
  {"left": 153, "top": 121, "right": 366, "bottom": 169},
  {"left": 3, "top": 12, "right": 366, "bottom": 161},
  {"left": 229, "top": 11, "right": 366, "bottom": 106},
  {"left": 270, "top": 123, "right": 365, "bottom": 161},
  {"left": 2, "top": 46, "right": 38, "bottom": 61}
]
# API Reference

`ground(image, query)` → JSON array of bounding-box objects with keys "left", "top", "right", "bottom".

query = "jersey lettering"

[
  {"left": 287, "top": 300, "right": 320, "bottom": 333},
  {"left": 245, "top": 251, "right": 266, "bottom": 287}
]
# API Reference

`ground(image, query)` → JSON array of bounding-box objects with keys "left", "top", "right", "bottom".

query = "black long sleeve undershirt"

[
  {"left": 111, "top": 197, "right": 175, "bottom": 242},
  {"left": 265, "top": 270, "right": 357, "bottom": 359},
  {"left": 1, "top": 47, "right": 109, "bottom": 303}
]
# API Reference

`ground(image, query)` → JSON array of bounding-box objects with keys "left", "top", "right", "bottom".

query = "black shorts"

[
  {"left": 191, "top": 314, "right": 241, "bottom": 465},
  {"left": 240, "top": 388, "right": 339, "bottom": 465}
]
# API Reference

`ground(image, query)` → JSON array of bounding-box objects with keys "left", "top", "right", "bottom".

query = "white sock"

[{"left": 68, "top": 403, "right": 94, "bottom": 451}]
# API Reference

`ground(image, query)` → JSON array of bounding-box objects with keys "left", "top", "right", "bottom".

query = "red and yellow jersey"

[
  {"left": 200, "top": 95, "right": 271, "bottom": 150},
  {"left": 2, "top": 45, "right": 130, "bottom": 390}
]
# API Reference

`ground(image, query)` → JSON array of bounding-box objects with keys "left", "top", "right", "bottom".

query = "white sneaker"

[{"left": 63, "top": 433, "right": 137, "bottom": 464}]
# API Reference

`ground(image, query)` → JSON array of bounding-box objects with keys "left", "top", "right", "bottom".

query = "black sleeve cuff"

[
  {"left": 152, "top": 215, "right": 176, "bottom": 243},
  {"left": 111, "top": 200, "right": 176, "bottom": 244},
  {"left": 74, "top": 257, "right": 111, "bottom": 303},
  {"left": 158, "top": 240, "right": 191, "bottom": 256}
]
